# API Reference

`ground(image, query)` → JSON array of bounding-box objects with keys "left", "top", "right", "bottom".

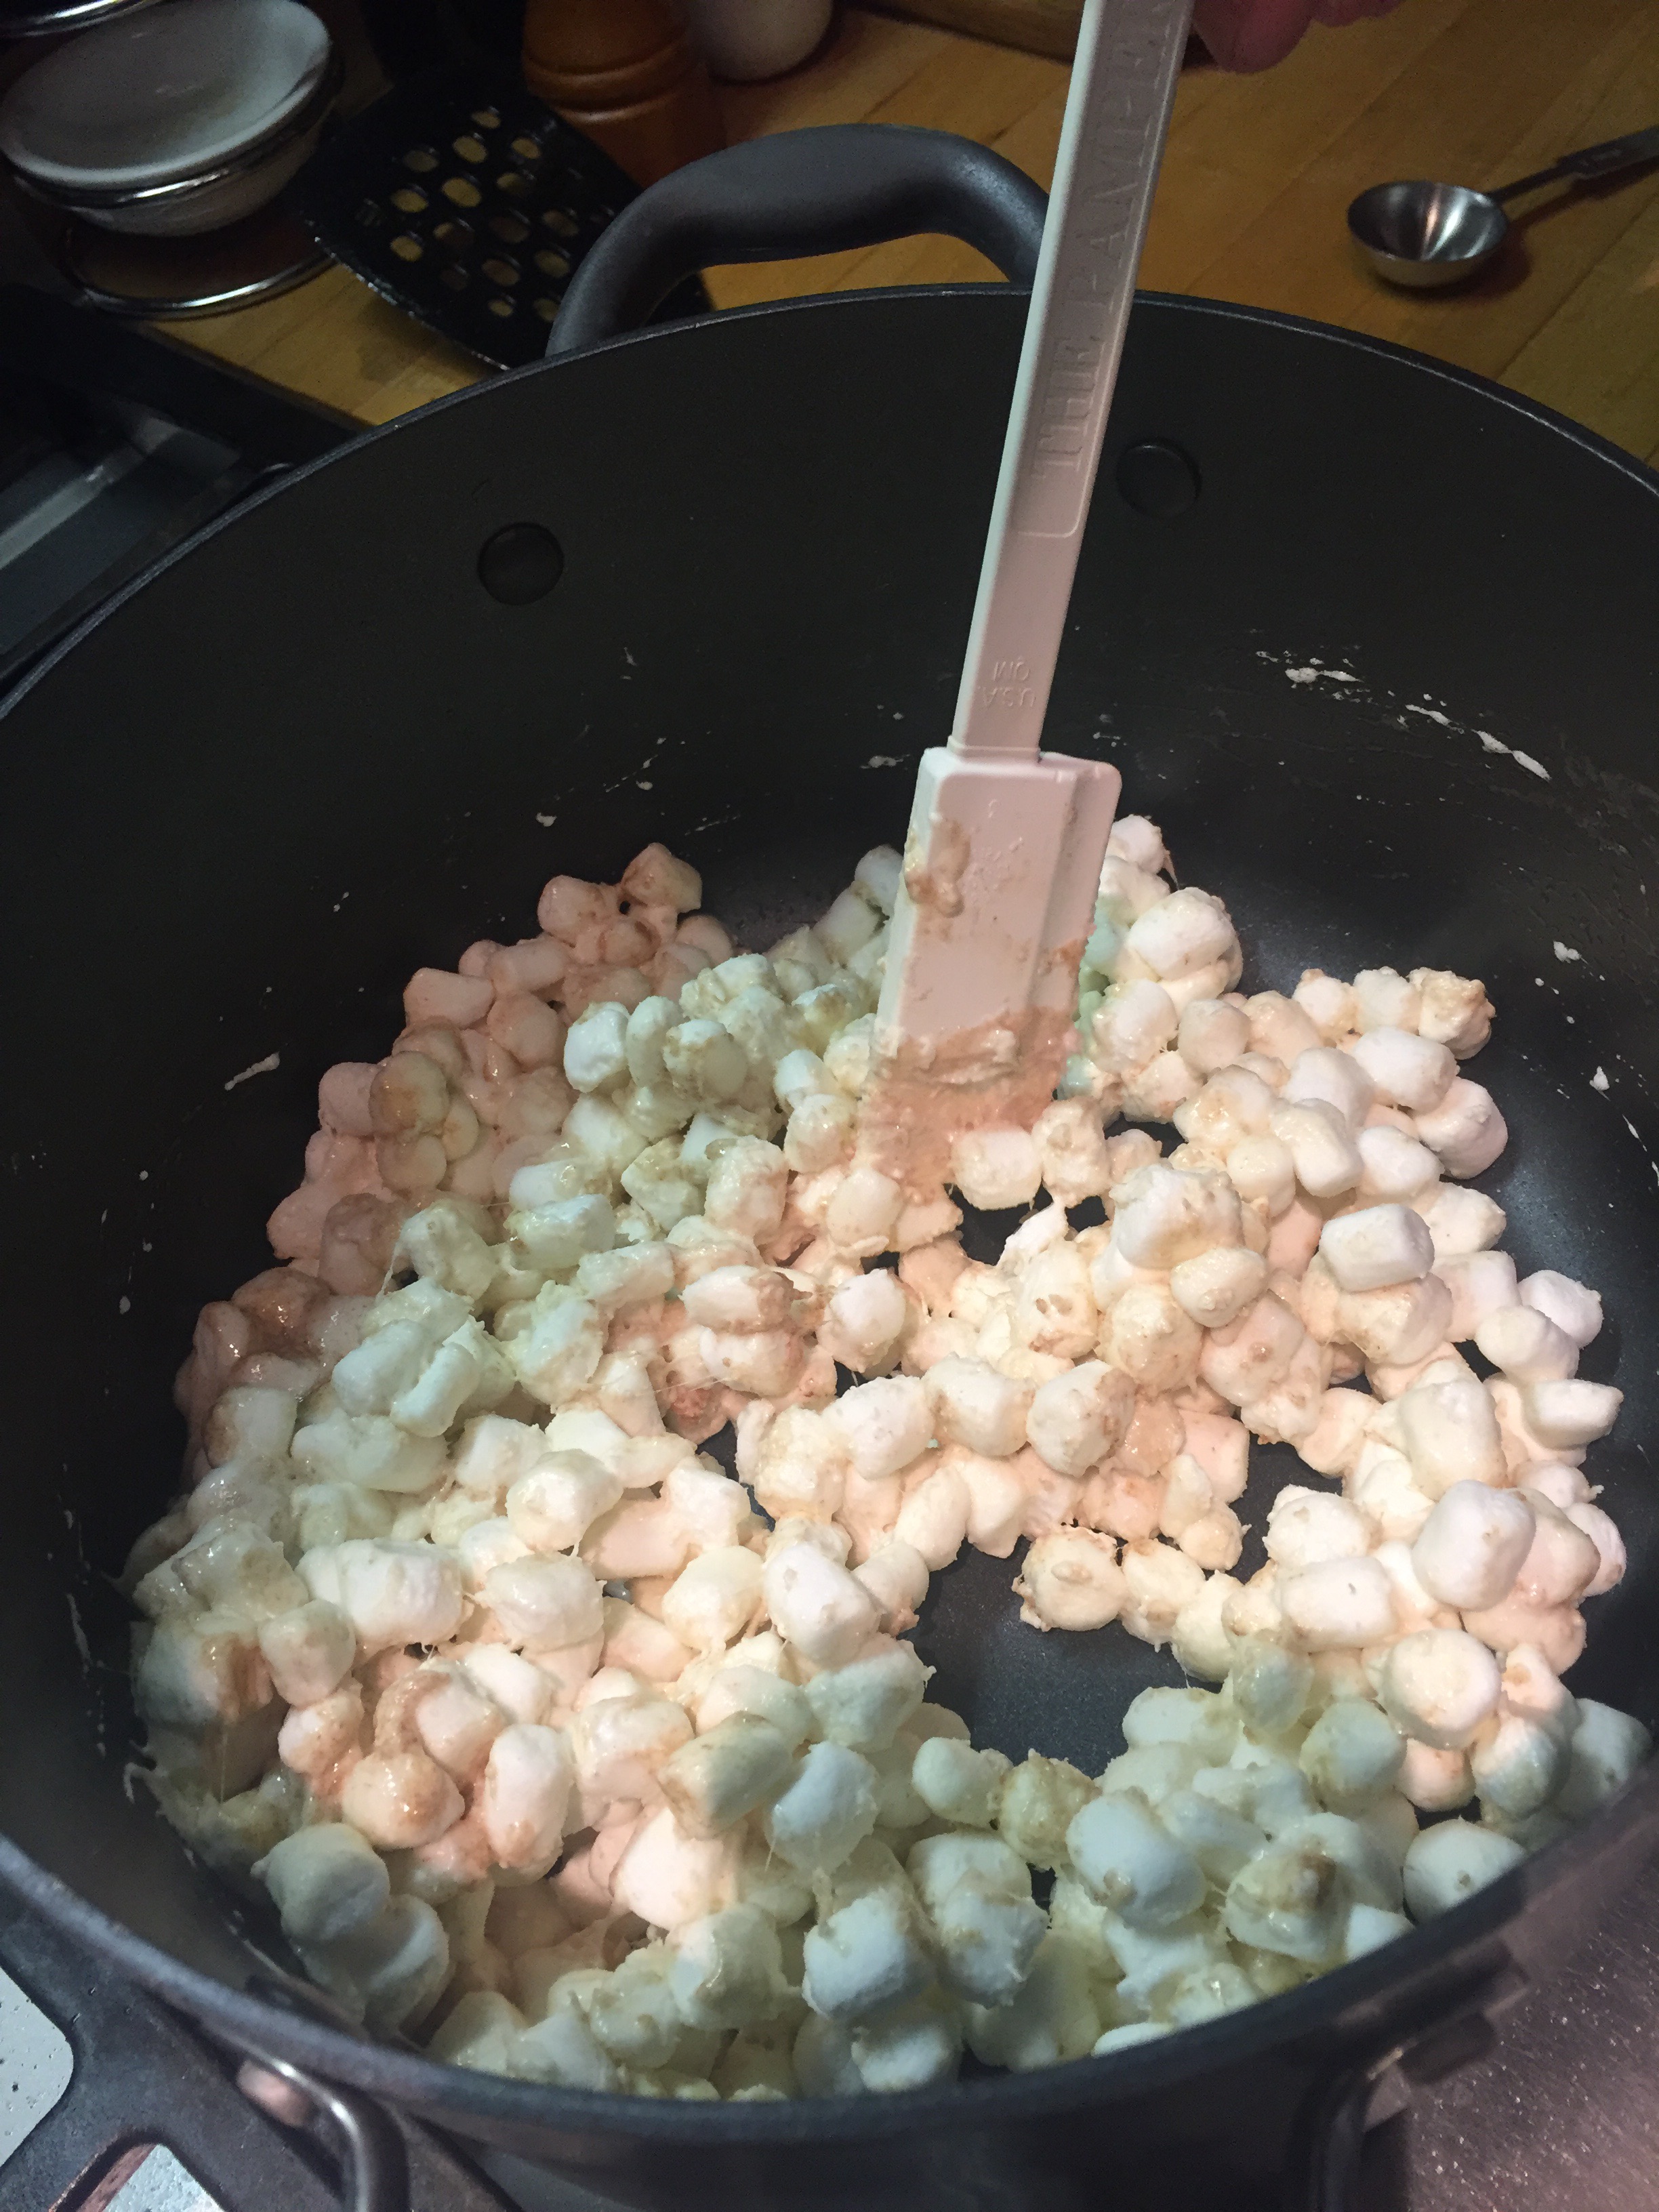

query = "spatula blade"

[{"left": 862, "top": 744, "right": 1120, "bottom": 1185}]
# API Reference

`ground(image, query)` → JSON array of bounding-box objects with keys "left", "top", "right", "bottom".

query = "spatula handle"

[{"left": 949, "top": 0, "right": 1192, "bottom": 763}]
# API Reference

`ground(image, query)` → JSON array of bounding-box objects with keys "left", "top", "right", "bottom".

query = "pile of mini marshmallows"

[{"left": 126, "top": 820, "right": 1651, "bottom": 2101}]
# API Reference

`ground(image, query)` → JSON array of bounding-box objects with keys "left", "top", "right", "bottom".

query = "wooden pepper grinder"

[{"left": 522, "top": 0, "right": 724, "bottom": 186}]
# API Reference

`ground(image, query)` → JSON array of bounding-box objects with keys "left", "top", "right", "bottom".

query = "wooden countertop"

[{"left": 173, "top": 0, "right": 1659, "bottom": 466}]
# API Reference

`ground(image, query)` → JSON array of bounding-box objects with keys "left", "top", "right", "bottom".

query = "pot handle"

[
  {"left": 546, "top": 123, "right": 1048, "bottom": 356},
  {"left": 239, "top": 2048, "right": 410, "bottom": 2212},
  {"left": 1284, "top": 1956, "right": 1528, "bottom": 2211}
]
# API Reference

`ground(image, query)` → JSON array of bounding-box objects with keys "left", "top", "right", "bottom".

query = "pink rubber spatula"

[{"left": 862, "top": 0, "right": 1193, "bottom": 1194}]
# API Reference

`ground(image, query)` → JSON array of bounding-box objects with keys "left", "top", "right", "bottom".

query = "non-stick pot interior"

[{"left": 1, "top": 287, "right": 1656, "bottom": 2006}]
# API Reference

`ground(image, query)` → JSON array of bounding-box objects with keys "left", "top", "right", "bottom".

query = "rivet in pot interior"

[
  {"left": 1116, "top": 438, "right": 1202, "bottom": 518},
  {"left": 478, "top": 523, "right": 563, "bottom": 605}
]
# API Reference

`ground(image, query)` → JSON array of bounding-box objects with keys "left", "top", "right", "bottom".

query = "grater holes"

[
  {"left": 432, "top": 218, "right": 473, "bottom": 251},
  {"left": 438, "top": 264, "right": 468, "bottom": 290},
  {"left": 390, "top": 234, "right": 424, "bottom": 262},
  {"left": 540, "top": 206, "right": 578, "bottom": 238},
  {"left": 390, "top": 185, "right": 428, "bottom": 214},
  {"left": 487, "top": 296, "right": 515, "bottom": 319},
  {"left": 533, "top": 247, "right": 569, "bottom": 280},
  {"left": 453, "top": 134, "right": 488, "bottom": 163},
  {"left": 510, "top": 135, "right": 541, "bottom": 161},
  {"left": 403, "top": 147, "right": 438, "bottom": 172},
  {"left": 488, "top": 213, "right": 529, "bottom": 244},
  {"left": 483, "top": 255, "right": 521, "bottom": 287},
  {"left": 470, "top": 106, "right": 501, "bottom": 129},
  {"left": 496, "top": 171, "right": 533, "bottom": 199},
  {"left": 533, "top": 296, "right": 558, "bottom": 322},
  {"left": 441, "top": 176, "right": 483, "bottom": 207}
]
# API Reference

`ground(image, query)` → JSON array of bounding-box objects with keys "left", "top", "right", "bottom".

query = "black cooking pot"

[{"left": 1, "top": 124, "right": 1657, "bottom": 2212}]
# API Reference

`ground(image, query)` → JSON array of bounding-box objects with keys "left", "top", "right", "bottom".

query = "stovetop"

[{"left": 3, "top": 1853, "right": 1657, "bottom": 2212}]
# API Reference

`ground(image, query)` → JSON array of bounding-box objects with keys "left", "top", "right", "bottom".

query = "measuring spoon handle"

[{"left": 1492, "top": 120, "right": 1659, "bottom": 203}]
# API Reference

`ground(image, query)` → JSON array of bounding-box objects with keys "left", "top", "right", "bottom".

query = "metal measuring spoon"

[{"left": 1348, "top": 122, "right": 1659, "bottom": 289}]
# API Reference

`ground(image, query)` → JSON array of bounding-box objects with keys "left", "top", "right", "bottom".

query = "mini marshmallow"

[
  {"left": 1518, "top": 1270, "right": 1603, "bottom": 1348},
  {"left": 763, "top": 1742, "right": 881, "bottom": 1872},
  {"left": 890, "top": 1464, "right": 968, "bottom": 1575},
  {"left": 1411, "top": 1483, "right": 1535, "bottom": 1611},
  {"left": 1222, "top": 1832, "right": 1347, "bottom": 1963},
  {"left": 1474, "top": 1303, "right": 1578, "bottom": 1382},
  {"left": 1421, "top": 1185, "right": 1507, "bottom": 1259},
  {"left": 950, "top": 1128, "right": 1043, "bottom": 1212},
  {"left": 1565, "top": 1502, "right": 1626, "bottom": 1597},
  {"left": 485, "top": 1555, "right": 605, "bottom": 1650},
  {"left": 1111, "top": 1164, "right": 1242, "bottom": 1269},
  {"left": 1179, "top": 996, "right": 1250, "bottom": 1075},
  {"left": 998, "top": 1754, "right": 1098, "bottom": 1871},
  {"left": 308, "top": 1539, "right": 464, "bottom": 1654},
  {"left": 1351, "top": 1029, "right": 1456, "bottom": 1113},
  {"left": 1555, "top": 1701, "right": 1654, "bottom": 1822},
  {"left": 1511, "top": 1494, "right": 1601, "bottom": 1609},
  {"left": 1092, "top": 981, "right": 1179, "bottom": 1076},
  {"left": 258, "top": 1601, "right": 356, "bottom": 1708},
  {"left": 1269, "top": 1101, "right": 1363, "bottom": 1199},
  {"left": 1026, "top": 1361, "right": 1134, "bottom": 1479},
  {"left": 1396, "top": 1378, "right": 1506, "bottom": 1496},
  {"left": 1015, "top": 1530, "right": 1126, "bottom": 1633},
  {"left": 926, "top": 1358, "right": 1031, "bottom": 1458},
  {"left": 1410, "top": 968, "right": 1494, "bottom": 1057},
  {"left": 1401, "top": 1821, "right": 1523, "bottom": 1919},
  {"left": 341, "top": 1748, "right": 463, "bottom": 1850},
  {"left": 1471, "top": 1712, "right": 1569, "bottom": 1823},
  {"left": 1015, "top": 1244, "right": 1099, "bottom": 1360},
  {"left": 1355, "top": 1123, "right": 1440, "bottom": 1204},
  {"left": 827, "top": 1377, "right": 932, "bottom": 1482},
  {"left": 911, "top": 1737, "right": 1010, "bottom": 1827},
  {"left": 1277, "top": 1557, "right": 1397, "bottom": 1652},
  {"left": 659, "top": 1715, "right": 795, "bottom": 1839},
  {"left": 907, "top": 1832, "right": 1045, "bottom": 2006},
  {"left": 1124, "top": 887, "right": 1237, "bottom": 981},
  {"left": 1435, "top": 1251, "right": 1519, "bottom": 1344},
  {"left": 1284, "top": 1047, "right": 1376, "bottom": 1132},
  {"left": 1293, "top": 971, "right": 1358, "bottom": 1043},
  {"left": 1380, "top": 1630, "right": 1502, "bottom": 1750},
  {"left": 1168, "top": 1247, "right": 1267, "bottom": 1332},
  {"left": 668, "top": 1911, "right": 792, "bottom": 2026},
  {"left": 820, "top": 1269, "right": 909, "bottom": 1374},
  {"left": 1519, "top": 1380, "right": 1622, "bottom": 1450},
  {"left": 762, "top": 1542, "right": 880, "bottom": 1666},
  {"left": 1352, "top": 968, "right": 1420, "bottom": 1033},
  {"left": 1264, "top": 1489, "right": 1372, "bottom": 1574},
  {"left": 1413, "top": 1080, "right": 1507, "bottom": 1178},
  {"left": 480, "top": 1723, "right": 575, "bottom": 1869},
  {"left": 660, "top": 1547, "right": 764, "bottom": 1651},
  {"left": 803, "top": 1887, "right": 933, "bottom": 2024},
  {"left": 1198, "top": 1293, "right": 1306, "bottom": 1409},
  {"left": 259, "top": 1823, "right": 391, "bottom": 1946},
  {"left": 1228, "top": 1637, "right": 1314, "bottom": 1738},
  {"left": 506, "top": 1452, "right": 623, "bottom": 1554},
  {"left": 804, "top": 1641, "right": 929, "bottom": 1751},
  {"left": 1320, "top": 1206, "right": 1435, "bottom": 1294},
  {"left": 1298, "top": 1702, "right": 1405, "bottom": 1813},
  {"left": 1397, "top": 1740, "right": 1473, "bottom": 1813},
  {"left": 612, "top": 1809, "right": 741, "bottom": 1931}
]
